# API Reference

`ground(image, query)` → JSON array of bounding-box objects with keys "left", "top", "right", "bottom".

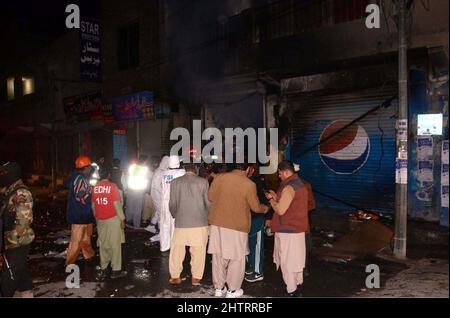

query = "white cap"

[{"left": 168, "top": 155, "right": 180, "bottom": 169}]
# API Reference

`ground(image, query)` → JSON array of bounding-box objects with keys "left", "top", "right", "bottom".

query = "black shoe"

[
  {"left": 245, "top": 273, "right": 264, "bottom": 283},
  {"left": 245, "top": 269, "right": 253, "bottom": 275},
  {"left": 287, "top": 288, "right": 302, "bottom": 298},
  {"left": 110, "top": 270, "right": 128, "bottom": 279}
]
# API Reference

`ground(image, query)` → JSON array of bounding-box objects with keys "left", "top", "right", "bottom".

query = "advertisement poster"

[
  {"left": 80, "top": 17, "right": 101, "bottom": 81},
  {"left": 442, "top": 163, "right": 449, "bottom": 186},
  {"left": 443, "top": 140, "right": 449, "bottom": 165},
  {"left": 417, "top": 137, "right": 433, "bottom": 160},
  {"left": 442, "top": 140, "right": 449, "bottom": 207},
  {"left": 397, "top": 119, "right": 408, "bottom": 160},
  {"left": 111, "top": 91, "right": 154, "bottom": 122},
  {"left": 397, "top": 119, "right": 408, "bottom": 141},
  {"left": 418, "top": 160, "right": 434, "bottom": 182},
  {"left": 442, "top": 185, "right": 449, "bottom": 208},
  {"left": 63, "top": 91, "right": 103, "bottom": 123},
  {"left": 396, "top": 158, "right": 408, "bottom": 184}
]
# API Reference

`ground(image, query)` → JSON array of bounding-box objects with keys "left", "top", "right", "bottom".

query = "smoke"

[
  {"left": 165, "top": 0, "right": 269, "bottom": 128},
  {"left": 165, "top": 0, "right": 227, "bottom": 106}
]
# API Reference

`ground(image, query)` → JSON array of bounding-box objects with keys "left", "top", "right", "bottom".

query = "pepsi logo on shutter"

[{"left": 319, "top": 120, "right": 371, "bottom": 174}]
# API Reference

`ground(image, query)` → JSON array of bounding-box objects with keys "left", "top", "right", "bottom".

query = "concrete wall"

[
  {"left": 223, "top": 0, "right": 449, "bottom": 78},
  {"left": 0, "top": 29, "right": 101, "bottom": 175},
  {"left": 101, "top": 0, "right": 161, "bottom": 100}
]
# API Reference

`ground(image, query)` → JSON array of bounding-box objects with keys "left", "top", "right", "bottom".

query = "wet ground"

[{"left": 27, "top": 187, "right": 448, "bottom": 298}]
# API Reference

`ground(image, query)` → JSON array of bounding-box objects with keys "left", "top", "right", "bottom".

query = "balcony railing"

[{"left": 220, "top": 0, "right": 372, "bottom": 49}]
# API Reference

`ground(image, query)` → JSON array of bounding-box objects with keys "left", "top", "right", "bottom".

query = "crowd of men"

[{"left": 0, "top": 154, "right": 315, "bottom": 298}]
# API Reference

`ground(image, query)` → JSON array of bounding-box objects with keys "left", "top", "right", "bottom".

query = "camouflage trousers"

[{"left": 1, "top": 244, "right": 33, "bottom": 297}]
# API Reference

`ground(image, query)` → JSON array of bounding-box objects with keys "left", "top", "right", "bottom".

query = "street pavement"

[{"left": 25, "top": 187, "right": 449, "bottom": 298}]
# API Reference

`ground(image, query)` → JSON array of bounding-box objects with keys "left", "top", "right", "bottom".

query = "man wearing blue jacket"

[{"left": 65, "top": 156, "right": 96, "bottom": 266}]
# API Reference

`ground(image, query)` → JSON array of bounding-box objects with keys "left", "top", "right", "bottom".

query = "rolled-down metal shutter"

[{"left": 289, "top": 87, "right": 398, "bottom": 213}]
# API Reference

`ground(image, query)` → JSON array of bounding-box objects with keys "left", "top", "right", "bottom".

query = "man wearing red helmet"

[{"left": 65, "top": 156, "right": 96, "bottom": 266}]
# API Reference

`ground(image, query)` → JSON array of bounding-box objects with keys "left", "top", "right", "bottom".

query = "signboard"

[
  {"left": 64, "top": 91, "right": 103, "bottom": 123},
  {"left": 64, "top": 91, "right": 171, "bottom": 124},
  {"left": 102, "top": 103, "right": 114, "bottom": 124},
  {"left": 111, "top": 91, "right": 154, "bottom": 122},
  {"left": 80, "top": 17, "right": 101, "bottom": 81},
  {"left": 113, "top": 129, "right": 128, "bottom": 167},
  {"left": 418, "top": 114, "right": 443, "bottom": 136}
]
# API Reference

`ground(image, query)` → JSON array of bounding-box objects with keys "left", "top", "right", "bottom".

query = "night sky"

[{"left": 1, "top": 0, "right": 100, "bottom": 38}]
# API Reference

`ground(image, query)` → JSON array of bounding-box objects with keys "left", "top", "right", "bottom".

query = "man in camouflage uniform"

[{"left": 0, "top": 162, "right": 34, "bottom": 298}]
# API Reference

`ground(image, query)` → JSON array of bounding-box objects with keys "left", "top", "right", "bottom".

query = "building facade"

[{"left": 163, "top": 0, "right": 449, "bottom": 225}]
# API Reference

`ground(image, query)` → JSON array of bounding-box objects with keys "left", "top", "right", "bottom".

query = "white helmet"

[{"left": 168, "top": 155, "right": 180, "bottom": 169}]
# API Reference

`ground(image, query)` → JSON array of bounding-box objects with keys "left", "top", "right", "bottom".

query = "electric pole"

[{"left": 394, "top": 0, "right": 409, "bottom": 259}]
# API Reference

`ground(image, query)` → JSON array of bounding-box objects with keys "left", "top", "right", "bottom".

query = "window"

[
  {"left": 7, "top": 77, "right": 14, "bottom": 101},
  {"left": 22, "top": 77, "right": 35, "bottom": 96},
  {"left": 117, "top": 23, "right": 140, "bottom": 71}
]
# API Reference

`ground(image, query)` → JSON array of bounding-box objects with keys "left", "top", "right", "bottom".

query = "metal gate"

[{"left": 288, "top": 87, "right": 398, "bottom": 213}]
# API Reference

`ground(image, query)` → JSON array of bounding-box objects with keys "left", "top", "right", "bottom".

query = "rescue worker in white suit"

[
  {"left": 159, "top": 155, "right": 186, "bottom": 252},
  {"left": 145, "top": 155, "right": 170, "bottom": 242}
]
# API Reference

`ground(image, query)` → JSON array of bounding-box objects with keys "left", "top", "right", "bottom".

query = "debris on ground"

[
  {"left": 37, "top": 260, "right": 60, "bottom": 269},
  {"left": 356, "top": 258, "right": 449, "bottom": 298},
  {"left": 131, "top": 259, "right": 149, "bottom": 264},
  {"left": 315, "top": 220, "right": 394, "bottom": 264},
  {"left": 44, "top": 250, "right": 67, "bottom": 258},
  {"left": 55, "top": 237, "right": 70, "bottom": 245},
  {"left": 33, "top": 282, "right": 103, "bottom": 298},
  {"left": 33, "top": 277, "right": 51, "bottom": 284},
  {"left": 337, "top": 258, "right": 350, "bottom": 264},
  {"left": 133, "top": 268, "right": 151, "bottom": 280},
  {"left": 47, "top": 229, "right": 71, "bottom": 239},
  {"left": 347, "top": 210, "right": 380, "bottom": 221}
]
